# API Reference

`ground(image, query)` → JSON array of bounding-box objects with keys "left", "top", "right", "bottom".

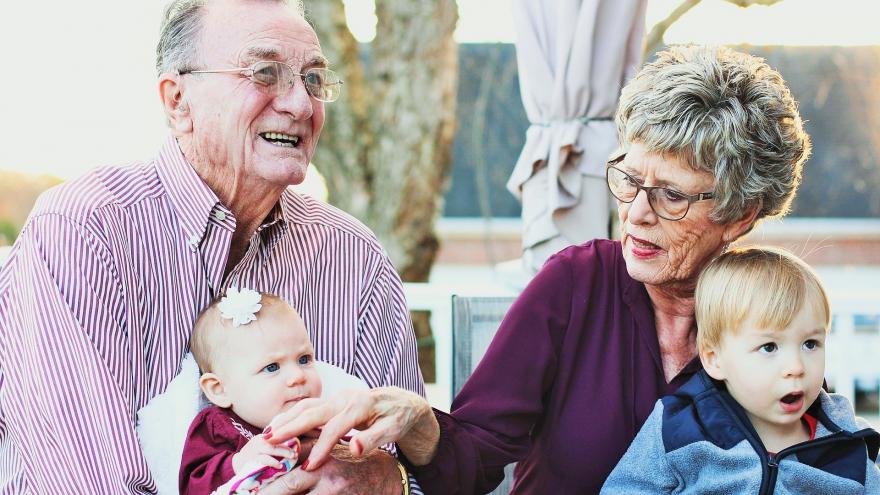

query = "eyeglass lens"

[
  {"left": 606, "top": 167, "right": 690, "bottom": 220},
  {"left": 251, "top": 61, "right": 341, "bottom": 102}
]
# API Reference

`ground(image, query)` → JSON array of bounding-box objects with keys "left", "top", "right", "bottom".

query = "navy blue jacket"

[{"left": 602, "top": 370, "right": 880, "bottom": 494}]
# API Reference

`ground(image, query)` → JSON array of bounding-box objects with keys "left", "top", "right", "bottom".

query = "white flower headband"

[{"left": 218, "top": 287, "right": 263, "bottom": 327}]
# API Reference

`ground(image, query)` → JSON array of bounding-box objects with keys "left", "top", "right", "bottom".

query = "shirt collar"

[
  {"left": 257, "top": 200, "right": 287, "bottom": 236},
  {"left": 155, "top": 135, "right": 293, "bottom": 246},
  {"left": 155, "top": 135, "right": 223, "bottom": 247},
  {"left": 277, "top": 188, "right": 306, "bottom": 228}
]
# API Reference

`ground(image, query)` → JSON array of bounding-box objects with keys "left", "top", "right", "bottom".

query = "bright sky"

[{"left": 1, "top": 0, "right": 878, "bottom": 179}]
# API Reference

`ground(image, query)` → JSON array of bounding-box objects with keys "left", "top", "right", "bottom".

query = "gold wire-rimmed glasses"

[{"left": 179, "top": 60, "right": 343, "bottom": 102}]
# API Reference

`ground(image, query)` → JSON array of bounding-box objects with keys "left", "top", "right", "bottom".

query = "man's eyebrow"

[
  {"left": 244, "top": 46, "right": 284, "bottom": 61},
  {"left": 303, "top": 54, "right": 329, "bottom": 68},
  {"left": 243, "top": 46, "right": 329, "bottom": 67}
]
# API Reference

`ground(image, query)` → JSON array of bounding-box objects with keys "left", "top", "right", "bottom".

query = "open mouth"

[
  {"left": 629, "top": 235, "right": 661, "bottom": 250},
  {"left": 259, "top": 131, "right": 301, "bottom": 148},
  {"left": 779, "top": 391, "right": 805, "bottom": 413}
]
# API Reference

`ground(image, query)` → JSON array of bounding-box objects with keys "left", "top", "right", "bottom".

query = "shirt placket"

[{"left": 198, "top": 206, "right": 235, "bottom": 299}]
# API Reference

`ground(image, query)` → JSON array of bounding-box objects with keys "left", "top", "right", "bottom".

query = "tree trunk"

[
  {"left": 309, "top": 0, "right": 459, "bottom": 284},
  {"left": 309, "top": 1, "right": 458, "bottom": 382}
]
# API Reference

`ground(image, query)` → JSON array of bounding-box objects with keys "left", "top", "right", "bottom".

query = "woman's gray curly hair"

[
  {"left": 615, "top": 45, "right": 811, "bottom": 227},
  {"left": 156, "top": 0, "right": 305, "bottom": 75}
]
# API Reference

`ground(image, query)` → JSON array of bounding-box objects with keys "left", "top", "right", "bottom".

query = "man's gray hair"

[
  {"left": 156, "top": 0, "right": 305, "bottom": 75},
  {"left": 615, "top": 45, "right": 811, "bottom": 226}
]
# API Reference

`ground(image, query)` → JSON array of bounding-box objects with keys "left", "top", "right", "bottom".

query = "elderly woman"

[{"left": 266, "top": 45, "right": 811, "bottom": 494}]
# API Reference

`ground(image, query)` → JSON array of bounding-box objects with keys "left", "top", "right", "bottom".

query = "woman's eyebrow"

[{"left": 627, "top": 169, "right": 696, "bottom": 191}]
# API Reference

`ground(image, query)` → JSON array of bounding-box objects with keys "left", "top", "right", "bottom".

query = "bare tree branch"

[
  {"left": 643, "top": 0, "right": 702, "bottom": 60},
  {"left": 724, "top": 0, "right": 784, "bottom": 6},
  {"left": 644, "top": 0, "right": 786, "bottom": 61}
]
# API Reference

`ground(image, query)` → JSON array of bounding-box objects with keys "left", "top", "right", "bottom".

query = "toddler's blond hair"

[{"left": 696, "top": 246, "right": 830, "bottom": 352}]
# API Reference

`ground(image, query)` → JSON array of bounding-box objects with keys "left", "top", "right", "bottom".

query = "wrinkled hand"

[
  {"left": 257, "top": 444, "right": 402, "bottom": 495},
  {"left": 265, "top": 387, "right": 439, "bottom": 469},
  {"left": 233, "top": 434, "right": 299, "bottom": 474}
]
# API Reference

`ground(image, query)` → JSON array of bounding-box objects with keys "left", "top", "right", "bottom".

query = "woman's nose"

[{"left": 626, "top": 189, "right": 658, "bottom": 225}]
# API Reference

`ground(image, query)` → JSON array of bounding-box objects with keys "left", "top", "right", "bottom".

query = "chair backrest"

[{"left": 451, "top": 295, "right": 517, "bottom": 495}]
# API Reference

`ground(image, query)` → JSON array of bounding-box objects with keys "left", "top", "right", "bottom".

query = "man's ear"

[
  {"left": 699, "top": 345, "right": 726, "bottom": 381},
  {"left": 158, "top": 73, "right": 192, "bottom": 134},
  {"left": 722, "top": 206, "right": 760, "bottom": 244},
  {"left": 199, "top": 372, "right": 232, "bottom": 408}
]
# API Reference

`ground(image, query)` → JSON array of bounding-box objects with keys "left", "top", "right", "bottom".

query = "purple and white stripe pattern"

[{"left": 0, "top": 136, "right": 425, "bottom": 493}]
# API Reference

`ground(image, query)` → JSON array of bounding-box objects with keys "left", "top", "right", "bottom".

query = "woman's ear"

[
  {"left": 721, "top": 206, "right": 760, "bottom": 244},
  {"left": 199, "top": 372, "right": 232, "bottom": 408},
  {"left": 699, "top": 345, "right": 726, "bottom": 381},
  {"left": 158, "top": 73, "right": 192, "bottom": 134}
]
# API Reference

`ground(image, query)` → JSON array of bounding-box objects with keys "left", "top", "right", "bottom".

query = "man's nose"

[{"left": 274, "top": 77, "right": 314, "bottom": 119}]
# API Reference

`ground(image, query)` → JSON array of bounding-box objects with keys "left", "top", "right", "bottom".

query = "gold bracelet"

[{"left": 396, "top": 460, "right": 411, "bottom": 495}]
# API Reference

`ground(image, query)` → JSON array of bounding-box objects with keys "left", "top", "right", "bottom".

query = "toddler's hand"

[{"left": 232, "top": 434, "right": 298, "bottom": 474}]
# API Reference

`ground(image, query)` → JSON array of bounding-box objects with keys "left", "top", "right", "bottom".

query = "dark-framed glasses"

[
  {"left": 605, "top": 154, "right": 715, "bottom": 221},
  {"left": 179, "top": 60, "right": 343, "bottom": 102}
]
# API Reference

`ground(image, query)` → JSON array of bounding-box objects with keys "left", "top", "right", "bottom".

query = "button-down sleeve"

[
  {"left": 0, "top": 213, "right": 153, "bottom": 493},
  {"left": 355, "top": 256, "right": 426, "bottom": 398},
  {"left": 409, "top": 251, "right": 575, "bottom": 494}
]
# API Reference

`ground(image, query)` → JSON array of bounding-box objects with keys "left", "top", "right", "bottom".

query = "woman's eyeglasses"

[{"left": 605, "top": 154, "right": 714, "bottom": 221}]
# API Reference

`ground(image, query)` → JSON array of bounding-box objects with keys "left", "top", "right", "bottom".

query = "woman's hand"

[{"left": 265, "top": 387, "right": 440, "bottom": 470}]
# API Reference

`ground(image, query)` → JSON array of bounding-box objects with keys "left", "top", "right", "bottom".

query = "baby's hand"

[{"left": 232, "top": 434, "right": 298, "bottom": 474}]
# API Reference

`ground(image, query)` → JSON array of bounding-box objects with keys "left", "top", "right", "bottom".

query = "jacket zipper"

[
  {"left": 760, "top": 431, "right": 849, "bottom": 494},
  {"left": 696, "top": 373, "right": 880, "bottom": 494}
]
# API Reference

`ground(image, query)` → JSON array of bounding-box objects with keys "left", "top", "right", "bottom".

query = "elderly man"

[{"left": 0, "top": 0, "right": 423, "bottom": 493}]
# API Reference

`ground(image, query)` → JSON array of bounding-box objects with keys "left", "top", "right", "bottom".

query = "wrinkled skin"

[
  {"left": 615, "top": 142, "right": 749, "bottom": 291},
  {"left": 258, "top": 142, "right": 764, "bottom": 476}
]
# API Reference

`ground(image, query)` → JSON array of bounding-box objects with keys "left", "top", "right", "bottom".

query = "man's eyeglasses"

[
  {"left": 605, "top": 154, "right": 715, "bottom": 221},
  {"left": 179, "top": 60, "right": 343, "bottom": 102}
]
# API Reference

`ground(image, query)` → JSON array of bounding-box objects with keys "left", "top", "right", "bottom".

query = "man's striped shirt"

[{"left": 0, "top": 136, "right": 425, "bottom": 493}]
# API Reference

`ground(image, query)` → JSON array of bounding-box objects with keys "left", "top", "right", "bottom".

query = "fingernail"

[
  {"left": 353, "top": 438, "right": 363, "bottom": 456},
  {"left": 263, "top": 431, "right": 273, "bottom": 440},
  {"left": 302, "top": 459, "right": 310, "bottom": 470},
  {"left": 263, "top": 426, "right": 272, "bottom": 435}
]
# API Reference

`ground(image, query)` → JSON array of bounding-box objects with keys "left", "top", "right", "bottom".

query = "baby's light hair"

[
  {"left": 190, "top": 291, "right": 288, "bottom": 373},
  {"left": 696, "top": 246, "right": 831, "bottom": 353}
]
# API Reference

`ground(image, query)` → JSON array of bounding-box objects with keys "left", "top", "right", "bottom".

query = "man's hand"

[
  {"left": 232, "top": 434, "right": 299, "bottom": 474},
  {"left": 258, "top": 445, "right": 403, "bottom": 495}
]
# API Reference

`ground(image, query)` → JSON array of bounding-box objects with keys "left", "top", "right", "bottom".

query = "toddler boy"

[{"left": 602, "top": 247, "right": 880, "bottom": 494}]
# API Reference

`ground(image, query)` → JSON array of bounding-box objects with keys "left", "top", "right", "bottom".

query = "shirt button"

[
  {"left": 188, "top": 234, "right": 200, "bottom": 247},
  {"left": 214, "top": 210, "right": 226, "bottom": 221}
]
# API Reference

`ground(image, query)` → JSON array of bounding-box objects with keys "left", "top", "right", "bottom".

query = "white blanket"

[{"left": 136, "top": 354, "right": 368, "bottom": 494}]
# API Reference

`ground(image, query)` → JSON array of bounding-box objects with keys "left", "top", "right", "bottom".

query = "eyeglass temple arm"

[{"left": 178, "top": 68, "right": 251, "bottom": 75}]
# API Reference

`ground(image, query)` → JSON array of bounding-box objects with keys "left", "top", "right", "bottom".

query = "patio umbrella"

[{"left": 508, "top": 0, "right": 647, "bottom": 272}]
